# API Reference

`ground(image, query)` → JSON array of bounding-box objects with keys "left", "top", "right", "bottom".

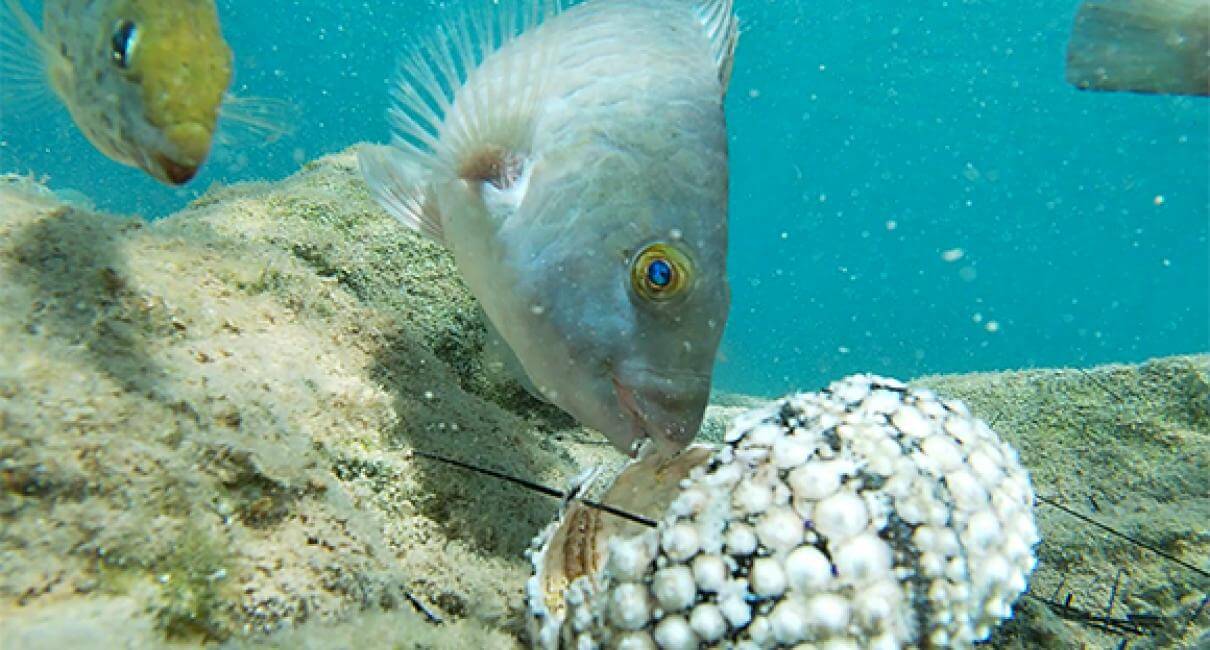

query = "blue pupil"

[{"left": 647, "top": 259, "right": 673, "bottom": 288}]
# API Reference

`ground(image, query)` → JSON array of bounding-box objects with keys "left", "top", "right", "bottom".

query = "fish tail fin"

[
  {"left": 693, "top": 0, "right": 740, "bottom": 91},
  {"left": 1066, "top": 0, "right": 1210, "bottom": 96},
  {"left": 359, "top": 143, "right": 446, "bottom": 244},
  {"left": 386, "top": 0, "right": 564, "bottom": 184},
  {"left": 0, "top": 0, "right": 55, "bottom": 115}
]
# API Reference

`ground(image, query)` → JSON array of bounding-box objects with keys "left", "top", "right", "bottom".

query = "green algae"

[{"left": 155, "top": 523, "right": 236, "bottom": 640}]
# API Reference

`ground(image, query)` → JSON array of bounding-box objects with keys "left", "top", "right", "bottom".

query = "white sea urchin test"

[{"left": 526, "top": 374, "right": 1039, "bottom": 648}]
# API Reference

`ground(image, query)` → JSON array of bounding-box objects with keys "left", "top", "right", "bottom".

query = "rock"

[
  {"left": 0, "top": 150, "right": 1205, "bottom": 648},
  {"left": 0, "top": 149, "right": 612, "bottom": 647}
]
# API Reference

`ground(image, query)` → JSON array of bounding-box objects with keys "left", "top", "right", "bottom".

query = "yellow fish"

[
  {"left": 2, "top": 0, "right": 233, "bottom": 184},
  {"left": 361, "top": 0, "right": 737, "bottom": 457},
  {"left": 1067, "top": 0, "right": 1210, "bottom": 96}
]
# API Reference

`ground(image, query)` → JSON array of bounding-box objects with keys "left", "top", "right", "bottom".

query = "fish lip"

[
  {"left": 611, "top": 374, "right": 650, "bottom": 458},
  {"left": 611, "top": 370, "right": 708, "bottom": 458},
  {"left": 154, "top": 121, "right": 213, "bottom": 185},
  {"left": 151, "top": 153, "right": 200, "bottom": 185}
]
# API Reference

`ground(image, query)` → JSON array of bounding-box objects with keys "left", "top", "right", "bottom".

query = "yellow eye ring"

[{"left": 631, "top": 243, "right": 693, "bottom": 302}]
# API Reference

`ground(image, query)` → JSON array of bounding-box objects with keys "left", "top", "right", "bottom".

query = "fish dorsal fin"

[
  {"left": 694, "top": 0, "right": 740, "bottom": 91},
  {"left": 361, "top": 0, "right": 572, "bottom": 239},
  {"left": 387, "top": 0, "right": 570, "bottom": 178}
]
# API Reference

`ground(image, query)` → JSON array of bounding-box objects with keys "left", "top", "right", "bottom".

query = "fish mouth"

[
  {"left": 153, "top": 154, "right": 200, "bottom": 185},
  {"left": 611, "top": 370, "right": 710, "bottom": 458},
  {"left": 612, "top": 376, "right": 649, "bottom": 458},
  {"left": 152, "top": 122, "right": 213, "bottom": 185}
]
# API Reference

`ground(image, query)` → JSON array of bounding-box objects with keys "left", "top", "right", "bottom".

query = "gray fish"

[
  {"left": 1067, "top": 0, "right": 1210, "bottom": 96},
  {"left": 360, "top": 0, "right": 737, "bottom": 456}
]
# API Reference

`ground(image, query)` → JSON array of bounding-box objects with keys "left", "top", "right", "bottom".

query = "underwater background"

[{"left": 1, "top": 0, "right": 1206, "bottom": 396}]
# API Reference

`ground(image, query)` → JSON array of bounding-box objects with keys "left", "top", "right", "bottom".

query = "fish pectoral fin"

[
  {"left": 481, "top": 309, "right": 550, "bottom": 404},
  {"left": 359, "top": 144, "right": 446, "bottom": 244},
  {"left": 694, "top": 0, "right": 740, "bottom": 92},
  {"left": 0, "top": 0, "right": 59, "bottom": 113},
  {"left": 217, "top": 93, "right": 300, "bottom": 147},
  {"left": 1066, "top": 0, "right": 1210, "bottom": 96}
]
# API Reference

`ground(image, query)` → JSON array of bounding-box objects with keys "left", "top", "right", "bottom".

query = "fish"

[
  {"left": 0, "top": 0, "right": 273, "bottom": 184},
  {"left": 359, "top": 0, "right": 737, "bottom": 457},
  {"left": 1066, "top": 0, "right": 1210, "bottom": 96}
]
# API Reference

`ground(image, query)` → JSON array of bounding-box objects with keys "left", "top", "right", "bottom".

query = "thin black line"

[
  {"left": 411, "top": 449, "right": 657, "bottom": 528},
  {"left": 1027, "top": 593, "right": 1157, "bottom": 636},
  {"left": 1105, "top": 568, "right": 1123, "bottom": 621},
  {"left": 403, "top": 590, "right": 443, "bottom": 624},
  {"left": 1037, "top": 494, "right": 1209, "bottom": 578},
  {"left": 1187, "top": 594, "right": 1208, "bottom": 632}
]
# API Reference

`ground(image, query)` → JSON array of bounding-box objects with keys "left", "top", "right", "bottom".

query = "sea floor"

[{"left": 0, "top": 151, "right": 1205, "bottom": 648}]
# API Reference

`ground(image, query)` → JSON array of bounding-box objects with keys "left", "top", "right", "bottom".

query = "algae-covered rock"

[
  {"left": 1, "top": 153, "right": 1205, "bottom": 648},
  {"left": 917, "top": 356, "right": 1210, "bottom": 649},
  {"left": 0, "top": 152, "right": 620, "bottom": 648}
]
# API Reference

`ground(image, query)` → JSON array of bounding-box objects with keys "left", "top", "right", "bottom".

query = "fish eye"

[
  {"left": 647, "top": 259, "right": 673, "bottom": 288},
  {"left": 111, "top": 20, "right": 138, "bottom": 69},
  {"left": 631, "top": 243, "right": 693, "bottom": 302}
]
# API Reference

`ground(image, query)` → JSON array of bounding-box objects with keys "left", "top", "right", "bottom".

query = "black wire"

[
  {"left": 411, "top": 449, "right": 658, "bottom": 528},
  {"left": 1037, "top": 494, "right": 1209, "bottom": 579},
  {"left": 412, "top": 455, "right": 1207, "bottom": 576}
]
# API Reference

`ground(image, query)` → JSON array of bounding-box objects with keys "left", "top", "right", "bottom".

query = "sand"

[{"left": 0, "top": 149, "right": 1205, "bottom": 649}]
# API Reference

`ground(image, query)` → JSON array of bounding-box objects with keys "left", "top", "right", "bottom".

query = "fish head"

[
  {"left": 499, "top": 184, "right": 730, "bottom": 458},
  {"left": 92, "top": 0, "right": 233, "bottom": 184}
]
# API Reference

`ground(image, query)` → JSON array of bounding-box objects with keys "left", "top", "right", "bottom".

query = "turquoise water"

[{"left": 1, "top": 0, "right": 1206, "bottom": 396}]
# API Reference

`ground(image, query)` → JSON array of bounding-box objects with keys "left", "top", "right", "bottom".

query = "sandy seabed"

[{"left": 0, "top": 149, "right": 1206, "bottom": 649}]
